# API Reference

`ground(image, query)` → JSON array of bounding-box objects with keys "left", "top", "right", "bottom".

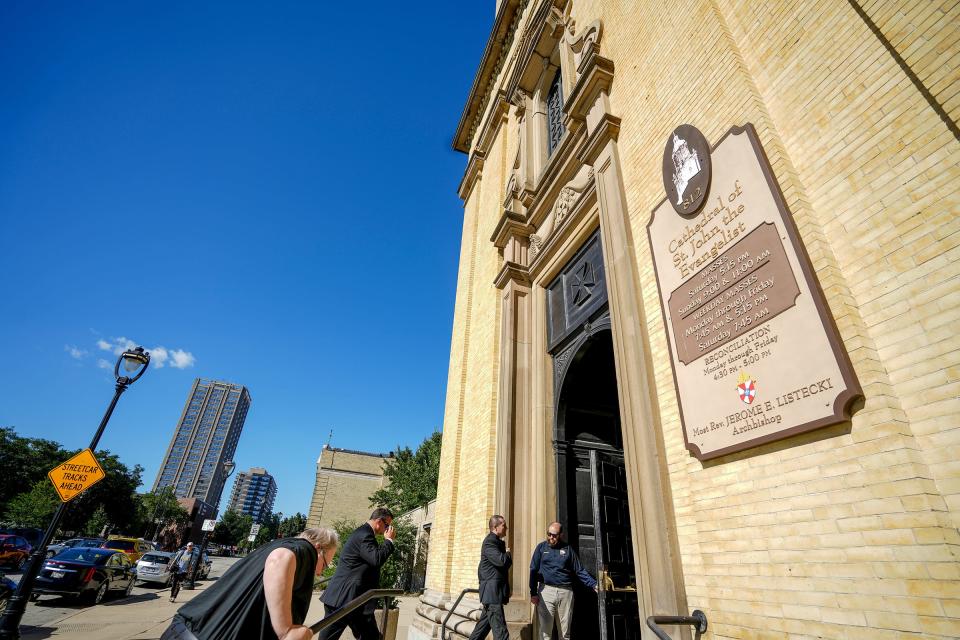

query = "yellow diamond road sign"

[{"left": 47, "top": 448, "right": 106, "bottom": 502}]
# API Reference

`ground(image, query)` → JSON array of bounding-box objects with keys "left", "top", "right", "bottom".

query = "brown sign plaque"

[{"left": 648, "top": 124, "right": 862, "bottom": 461}]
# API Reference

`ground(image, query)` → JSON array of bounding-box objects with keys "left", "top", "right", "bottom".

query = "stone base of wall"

[{"left": 410, "top": 590, "right": 532, "bottom": 640}]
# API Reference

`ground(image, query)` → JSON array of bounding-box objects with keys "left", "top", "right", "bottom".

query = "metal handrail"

[
  {"left": 646, "top": 610, "right": 708, "bottom": 640},
  {"left": 441, "top": 588, "right": 479, "bottom": 640},
  {"left": 309, "top": 589, "right": 405, "bottom": 636}
]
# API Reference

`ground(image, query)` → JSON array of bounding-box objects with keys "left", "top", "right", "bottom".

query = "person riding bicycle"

[{"left": 170, "top": 542, "right": 198, "bottom": 602}]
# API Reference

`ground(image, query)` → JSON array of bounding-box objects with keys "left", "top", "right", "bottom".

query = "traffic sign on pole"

[
  {"left": 47, "top": 449, "right": 106, "bottom": 502},
  {"left": 247, "top": 534, "right": 256, "bottom": 542},
  {"left": 201, "top": 519, "right": 217, "bottom": 532},
  {"left": 249, "top": 523, "right": 261, "bottom": 536}
]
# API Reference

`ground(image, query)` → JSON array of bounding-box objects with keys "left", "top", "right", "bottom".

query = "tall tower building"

[
  {"left": 154, "top": 378, "right": 252, "bottom": 508},
  {"left": 226, "top": 467, "right": 278, "bottom": 524}
]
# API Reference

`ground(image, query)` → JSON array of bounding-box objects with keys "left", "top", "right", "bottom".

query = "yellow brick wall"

[
  {"left": 574, "top": 0, "right": 960, "bottom": 637},
  {"left": 306, "top": 449, "right": 387, "bottom": 530},
  {"left": 427, "top": 122, "right": 510, "bottom": 594},
  {"left": 429, "top": 1, "right": 959, "bottom": 637}
]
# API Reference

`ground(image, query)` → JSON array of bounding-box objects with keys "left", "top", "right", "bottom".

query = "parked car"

[
  {"left": 135, "top": 551, "right": 175, "bottom": 586},
  {"left": 0, "top": 528, "right": 43, "bottom": 549},
  {"left": 101, "top": 536, "right": 153, "bottom": 563},
  {"left": 0, "top": 535, "right": 32, "bottom": 571},
  {"left": 47, "top": 538, "right": 106, "bottom": 558},
  {"left": 0, "top": 574, "right": 16, "bottom": 612},
  {"left": 32, "top": 548, "right": 136, "bottom": 604}
]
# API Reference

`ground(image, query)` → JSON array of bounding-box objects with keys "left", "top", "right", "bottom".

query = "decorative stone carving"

[
  {"left": 529, "top": 234, "right": 544, "bottom": 258},
  {"left": 530, "top": 165, "right": 595, "bottom": 261},
  {"left": 553, "top": 186, "right": 577, "bottom": 226},
  {"left": 504, "top": 173, "right": 521, "bottom": 209},
  {"left": 565, "top": 19, "right": 602, "bottom": 77},
  {"left": 510, "top": 87, "right": 530, "bottom": 115}
]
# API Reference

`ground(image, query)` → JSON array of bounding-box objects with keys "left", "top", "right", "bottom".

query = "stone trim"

[
  {"left": 493, "top": 261, "right": 531, "bottom": 289},
  {"left": 453, "top": 0, "right": 528, "bottom": 154},
  {"left": 490, "top": 210, "right": 533, "bottom": 249},
  {"left": 457, "top": 150, "right": 485, "bottom": 201}
]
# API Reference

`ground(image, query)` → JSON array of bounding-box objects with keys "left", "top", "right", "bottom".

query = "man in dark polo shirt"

[{"left": 528, "top": 522, "right": 597, "bottom": 640}]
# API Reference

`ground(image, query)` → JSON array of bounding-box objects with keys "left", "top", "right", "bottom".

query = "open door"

[{"left": 590, "top": 449, "right": 640, "bottom": 640}]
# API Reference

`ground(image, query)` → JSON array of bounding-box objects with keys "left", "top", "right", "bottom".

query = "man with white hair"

[
  {"left": 161, "top": 527, "right": 339, "bottom": 640},
  {"left": 169, "top": 541, "right": 198, "bottom": 602}
]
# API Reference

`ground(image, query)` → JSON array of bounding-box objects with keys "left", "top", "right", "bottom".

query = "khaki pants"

[{"left": 537, "top": 585, "right": 574, "bottom": 640}]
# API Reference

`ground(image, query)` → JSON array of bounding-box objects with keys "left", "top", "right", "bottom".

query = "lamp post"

[
  {"left": 0, "top": 346, "right": 150, "bottom": 639},
  {"left": 186, "top": 459, "right": 235, "bottom": 589}
]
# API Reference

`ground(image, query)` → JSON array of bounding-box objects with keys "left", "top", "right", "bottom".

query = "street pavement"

[{"left": 7, "top": 557, "right": 416, "bottom": 639}]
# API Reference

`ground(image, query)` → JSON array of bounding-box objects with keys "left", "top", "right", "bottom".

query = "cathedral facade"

[{"left": 412, "top": 1, "right": 959, "bottom": 638}]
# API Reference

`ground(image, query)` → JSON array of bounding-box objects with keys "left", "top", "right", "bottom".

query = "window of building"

[{"left": 547, "top": 69, "right": 564, "bottom": 155}]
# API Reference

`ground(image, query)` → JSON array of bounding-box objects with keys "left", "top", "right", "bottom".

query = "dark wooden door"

[{"left": 590, "top": 449, "right": 640, "bottom": 640}]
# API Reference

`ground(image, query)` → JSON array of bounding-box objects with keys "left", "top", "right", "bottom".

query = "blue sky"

[{"left": 0, "top": 2, "right": 491, "bottom": 518}]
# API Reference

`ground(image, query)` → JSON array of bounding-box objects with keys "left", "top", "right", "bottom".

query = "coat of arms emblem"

[
  {"left": 661, "top": 124, "right": 711, "bottom": 216},
  {"left": 737, "top": 372, "right": 757, "bottom": 405}
]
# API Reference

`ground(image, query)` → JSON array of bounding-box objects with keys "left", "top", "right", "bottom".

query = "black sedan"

[
  {"left": 32, "top": 548, "right": 136, "bottom": 604},
  {"left": 0, "top": 574, "right": 16, "bottom": 611}
]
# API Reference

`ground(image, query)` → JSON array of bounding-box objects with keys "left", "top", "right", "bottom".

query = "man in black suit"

[
  {"left": 318, "top": 507, "right": 396, "bottom": 640},
  {"left": 469, "top": 515, "right": 512, "bottom": 640}
]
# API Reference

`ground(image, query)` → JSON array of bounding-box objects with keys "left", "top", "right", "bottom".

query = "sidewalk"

[
  {"left": 21, "top": 581, "right": 208, "bottom": 640},
  {"left": 19, "top": 586, "right": 419, "bottom": 640}
]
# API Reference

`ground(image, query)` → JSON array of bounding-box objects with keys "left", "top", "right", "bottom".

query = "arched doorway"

[{"left": 554, "top": 326, "right": 640, "bottom": 640}]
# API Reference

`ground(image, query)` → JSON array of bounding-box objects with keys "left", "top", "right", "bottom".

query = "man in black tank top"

[{"left": 161, "top": 528, "right": 338, "bottom": 640}]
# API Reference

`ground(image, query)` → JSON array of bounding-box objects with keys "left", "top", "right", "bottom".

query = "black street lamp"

[
  {"left": 0, "top": 346, "right": 150, "bottom": 639},
  {"left": 186, "top": 459, "right": 235, "bottom": 589}
]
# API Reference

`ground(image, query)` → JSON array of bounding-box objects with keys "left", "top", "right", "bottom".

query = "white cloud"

[
  {"left": 65, "top": 345, "right": 88, "bottom": 360},
  {"left": 91, "top": 336, "right": 195, "bottom": 371},
  {"left": 151, "top": 347, "right": 169, "bottom": 369},
  {"left": 169, "top": 349, "right": 196, "bottom": 369}
]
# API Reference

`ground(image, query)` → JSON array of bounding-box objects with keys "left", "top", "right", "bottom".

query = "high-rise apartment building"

[
  {"left": 226, "top": 467, "right": 277, "bottom": 524},
  {"left": 154, "top": 378, "right": 252, "bottom": 508}
]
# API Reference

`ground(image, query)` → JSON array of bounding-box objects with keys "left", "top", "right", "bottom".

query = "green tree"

[
  {"left": 134, "top": 489, "right": 190, "bottom": 538},
  {"left": 254, "top": 512, "right": 282, "bottom": 547},
  {"left": 213, "top": 509, "right": 253, "bottom": 546},
  {"left": 0, "top": 428, "right": 147, "bottom": 538},
  {"left": 4, "top": 479, "right": 58, "bottom": 528},
  {"left": 84, "top": 505, "right": 110, "bottom": 537},
  {"left": 62, "top": 450, "right": 143, "bottom": 534},
  {"left": 0, "top": 427, "right": 68, "bottom": 513},
  {"left": 278, "top": 513, "right": 308, "bottom": 538},
  {"left": 369, "top": 430, "right": 442, "bottom": 514}
]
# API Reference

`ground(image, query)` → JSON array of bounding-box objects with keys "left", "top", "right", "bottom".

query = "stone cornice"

[
  {"left": 565, "top": 50, "right": 615, "bottom": 123},
  {"left": 491, "top": 209, "right": 534, "bottom": 249},
  {"left": 494, "top": 260, "right": 531, "bottom": 289},
  {"left": 476, "top": 90, "right": 511, "bottom": 157},
  {"left": 453, "top": 0, "right": 526, "bottom": 154},
  {"left": 578, "top": 113, "right": 621, "bottom": 165},
  {"left": 457, "top": 92, "right": 510, "bottom": 202},
  {"left": 504, "top": 0, "right": 563, "bottom": 101},
  {"left": 458, "top": 150, "right": 486, "bottom": 201}
]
